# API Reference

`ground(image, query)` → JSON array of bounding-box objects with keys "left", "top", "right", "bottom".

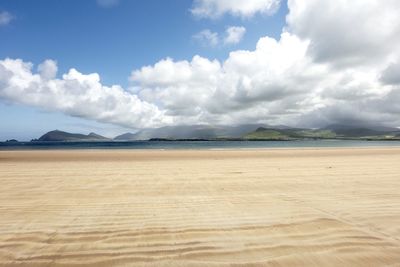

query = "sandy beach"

[{"left": 1, "top": 148, "right": 400, "bottom": 266}]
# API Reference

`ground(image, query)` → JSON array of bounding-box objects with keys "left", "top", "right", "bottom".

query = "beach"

[{"left": 1, "top": 148, "right": 400, "bottom": 266}]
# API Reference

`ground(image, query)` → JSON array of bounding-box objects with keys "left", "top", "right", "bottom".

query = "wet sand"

[{"left": 1, "top": 148, "right": 400, "bottom": 266}]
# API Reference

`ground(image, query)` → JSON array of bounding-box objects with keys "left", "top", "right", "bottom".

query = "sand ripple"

[{"left": 1, "top": 148, "right": 400, "bottom": 266}]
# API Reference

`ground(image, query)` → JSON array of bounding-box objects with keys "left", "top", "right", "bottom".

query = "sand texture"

[{"left": 1, "top": 148, "right": 400, "bottom": 266}]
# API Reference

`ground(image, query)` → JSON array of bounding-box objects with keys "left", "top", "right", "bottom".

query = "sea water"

[{"left": 1, "top": 140, "right": 400, "bottom": 150}]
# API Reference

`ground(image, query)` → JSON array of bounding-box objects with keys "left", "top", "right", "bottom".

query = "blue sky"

[
  {"left": 1, "top": 0, "right": 287, "bottom": 85},
  {"left": 1, "top": 0, "right": 400, "bottom": 141},
  {"left": 0, "top": 0, "right": 287, "bottom": 140}
]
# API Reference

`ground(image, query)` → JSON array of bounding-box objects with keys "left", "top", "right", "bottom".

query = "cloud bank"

[
  {"left": 2, "top": 0, "right": 400, "bottom": 128},
  {"left": 132, "top": 0, "right": 400, "bottom": 127},
  {"left": 0, "top": 59, "right": 171, "bottom": 128}
]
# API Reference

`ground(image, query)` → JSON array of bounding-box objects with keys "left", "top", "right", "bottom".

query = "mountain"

[
  {"left": 323, "top": 124, "right": 400, "bottom": 138},
  {"left": 87, "top": 132, "right": 109, "bottom": 140},
  {"left": 244, "top": 124, "right": 400, "bottom": 140},
  {"left": 35, "top": 124, "right": 400, "bottom": 142},
  {"left": 244, "top": 127, "right": 336, "bottom": 140},
  {"left": 37, "top": 130, "right": 110, "bottom": 142},
  {"left": 324, "top": 124, "right": 400, "bottom": 133},
  {"left": 113, "top": 132, "right": 137, "bottom": 141},
  {"left": 115, "top": 124, "right": 268, "bottom": 141}
]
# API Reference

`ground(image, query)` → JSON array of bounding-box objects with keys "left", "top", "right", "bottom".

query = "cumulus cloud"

[
  {"left": 0, "top": 11, "right": 13, "bottom": 26},
  {"left": 0, "top": 58, "right": 171, "bottom": 128},
  {"left": 193, "top": 29, "right": 219, "bottom": 47},
  {"left": 3, "top": 0, "right": 400, "bottom": 129},
  {"left": 129, "top": 0, "right": 400, "bottom": 127},
  {"left": 38, "top": 60, "right": 58, "bottom": 80},
  {"left": 224, "top": 26, "right": 246, "bottom": 45},
  {"left": 131, "top": 33, "right": 320, "bottom": 125},
  {"left": 286, "top": 0, "right": 400, "bottom": 67},
  {"left": 191, "top": 0, "right": 281, "bottom": 18}
]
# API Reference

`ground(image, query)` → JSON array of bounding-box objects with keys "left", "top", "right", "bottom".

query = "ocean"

[{"left": 1, "top": 140, "right": 400, "bottom": 150}]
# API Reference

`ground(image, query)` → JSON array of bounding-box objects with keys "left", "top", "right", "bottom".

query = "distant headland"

[{"left": 16, "top": 124, "right": 400, "bottom": 142}]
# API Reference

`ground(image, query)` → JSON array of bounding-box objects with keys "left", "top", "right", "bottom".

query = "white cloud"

[
  {"left": 131, "top": 33, "right": 319, "bottom": 125},
  {"left": 96, "top": 0, "right": 119, "bottom": 8},
  {"left": 131, "top": 56, "right": 221, "bottom": 118},
  {"left": 193, "top": 29, "right": 219, "bottom": 47},
  {"left": 0, "top": 58, "right": 172, "bottom": 128},
  {"left": 286, "top": 0, "right": 400, "bottom": 67},
  {"left": 3, "top": 0, "right": 400, "bottom": 129},
  {"left": 129, "top": 0, "right": 400, "bottom": 127},
  {"left": 224, "top": 26, "right": 246, "bottom": 45},
  {"left": 38, "top": 60, "right": 58, "bottom": 80},
  {"left": 191, "top": 0, "right": 281, "bottom": 18},
  {"left": 0, "top": 11, "right": 13, "bottom": 26},
  {"left": 194, "top": 27, "right": 246, "bottom": 46}
]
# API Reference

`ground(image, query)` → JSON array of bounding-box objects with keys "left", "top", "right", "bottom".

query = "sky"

[{"left": 1, "top": 0, "right": 400, "bottom": 140}]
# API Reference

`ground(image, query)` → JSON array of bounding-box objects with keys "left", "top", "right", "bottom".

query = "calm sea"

[{"left": 1, "top": 140, "right": 400, "bottom": 150}]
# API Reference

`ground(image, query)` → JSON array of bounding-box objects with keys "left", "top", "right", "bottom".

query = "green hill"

[
  {"left": 244, "top": 128, "right": 291, "bottom": 140},
  {"left": 244, "top": 125, "right": 400, "bottom": 140},
  {"left": 244, "top": 127, "right": 337, "bottom": 140}
]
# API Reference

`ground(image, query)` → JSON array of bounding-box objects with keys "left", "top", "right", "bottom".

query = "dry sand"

[{"left": 1, "top": 148, "right": 400, "bottom": 266}]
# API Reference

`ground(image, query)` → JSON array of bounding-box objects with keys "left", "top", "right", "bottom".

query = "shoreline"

[{"left": 1, "top": 144, "right": 400, "bottom": 152}]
